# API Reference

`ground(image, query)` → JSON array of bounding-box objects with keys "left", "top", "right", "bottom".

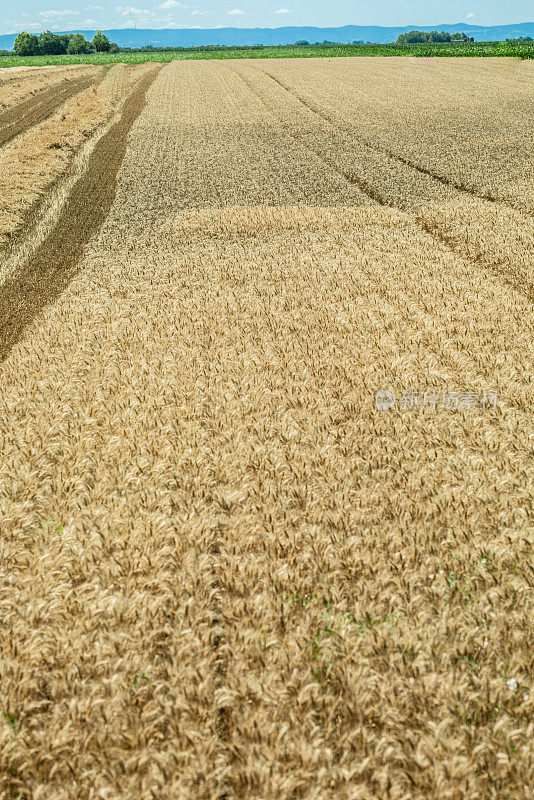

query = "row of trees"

[
  {"left": 13, "top": 30, "right": 119, "bottom": 56},
  {"left": 295, "top": 40, "right": 365, "bottom": 45},
  {"left": 119, "top": 42, "right": 369, "bottom": 53},
  {"left": 397, "top": 30, "right": 475, "bottom": 43}
]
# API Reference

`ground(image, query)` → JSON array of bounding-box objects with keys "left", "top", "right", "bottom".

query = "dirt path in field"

[
  {"left": 0, "top": 71, "right": 102, "bottom": 148},
  {"left": 0, "top": 66, "right": 160, "bottom": 363}
]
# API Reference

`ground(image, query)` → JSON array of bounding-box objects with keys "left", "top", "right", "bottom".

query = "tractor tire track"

[
  {"left": 260, "top": 69, "right": 534, "bottom": 219},
  {"left": 0, "top": 66, "right": 160, "bottom": 364},
  {"left": 234, "top": 67, "right": 533, "bottom": 304},
  {"left": 0, "top": 71, "right": 102, "bottom": 149},
  {"left": 232, "top": 69, "right": 387, "bottom": 206},
  {"left": 417, "top": 215, "right": 534, "bottom": 304}
]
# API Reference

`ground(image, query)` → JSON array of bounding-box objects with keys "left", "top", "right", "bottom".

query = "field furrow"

[{"left": 0, "top": 57, "right": 532, "bottom": 800}]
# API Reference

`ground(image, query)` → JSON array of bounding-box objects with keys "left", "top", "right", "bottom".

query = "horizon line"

[{"left": 1, "top": 21, "right": 533, "bottom": 37}]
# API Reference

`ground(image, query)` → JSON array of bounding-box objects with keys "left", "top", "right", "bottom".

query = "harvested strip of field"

[
  {"left": 0, "top": 63, "right": 157, "bottom": 252},
  {"left": 0, "top": 66, "right": 160, "bottom": 362},
  {"left": 0, "top": 64, "right": 96, "bottom": 112},
  {"left": 0, "top": 59, "right": 533, "bottom": 799},
  {"left": 0, "top": 69, "right": 101, "bottom": 148}
]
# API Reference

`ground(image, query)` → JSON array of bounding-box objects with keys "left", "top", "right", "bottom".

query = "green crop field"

[{"left": 1, "top": 39, "right": 533, "bottom": 68}]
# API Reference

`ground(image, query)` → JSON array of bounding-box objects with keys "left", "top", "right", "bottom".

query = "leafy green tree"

[
  {"left": 92, "top": 29, "right": 111, "bottom": 52},
  {"left": 38, "top": 30, "right": 68, "bottom": 55},
  {"left": 59, "top": 34, "right": 74, "bottom": 50},
  {"left": 13, "top": 32, "right": 41, "bottom": 56},
  {"left": 397, "top": 29, "right": 472, "bottom": 44},
  {"left": 109, "top": 41, "right": 120, "bottom": 53},
  {"left": 67, "top": 33, "right": 92, "bottom": 55}
]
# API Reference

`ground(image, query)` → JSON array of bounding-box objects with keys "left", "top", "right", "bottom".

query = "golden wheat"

[
  {"left": 0, "top": 58, "right": 532, "bottom": 799},
  {"left": 250, "top": 57, "right": 534, "bottom": 213}
]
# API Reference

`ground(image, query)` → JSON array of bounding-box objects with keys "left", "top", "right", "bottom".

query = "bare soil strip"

[
  {"left": 0, "top": 71, "right": 101, "bottom": 149},
  {"left": 0, "top": 66, "right": 160, "bottom": 363}
]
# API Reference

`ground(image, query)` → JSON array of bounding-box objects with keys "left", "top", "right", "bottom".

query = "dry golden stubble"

[
  {"left": 0, "top": 71, "right": 102, "bottom": 150},
  {"left": 0, "top": 64, "right": 97, "bottom": 112},
  {"left": 0, "top": 65, "right": 161, "bottom": 362},
  {"left": 0, "top": 63, "right": 157, "bottom": 253}
]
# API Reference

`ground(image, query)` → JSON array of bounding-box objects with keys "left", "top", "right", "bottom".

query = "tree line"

[
  {"left": 13, "top": 30, "right": 119, "bottom": 56},
  {"left": 396, "top": 31, "right": 475, "bottom": 43}
]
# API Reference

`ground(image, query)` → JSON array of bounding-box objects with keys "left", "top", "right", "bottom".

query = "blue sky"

[{"left": 1, "top": 0, "right": 532, "bottom": 35}]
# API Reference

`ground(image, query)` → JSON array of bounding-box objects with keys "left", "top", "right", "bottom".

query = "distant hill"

[{"left": 1, "top": 22, "right": 533, "bottom": 51}]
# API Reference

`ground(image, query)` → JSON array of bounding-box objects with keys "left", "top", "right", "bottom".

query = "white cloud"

[
  {"left": 274, "top": 7, "right": 292, "bottom": 13},
  {"left": 39, "top": 9, "right": 79, "bottom": 17},
  {"left": 191, "top": 9, "right": 214, "bottom": 14},
  {"left": 158, "top": 0, "right": 189, "bottom": 7},
  {"left": 228, "top": 8, "right": 245, "bottom": 14},
  {"left": 466, "top": 11, "right": 476, "bottom": 18},
  {"left": 116, "top": 5, "right": 150, "bottom": 15}
]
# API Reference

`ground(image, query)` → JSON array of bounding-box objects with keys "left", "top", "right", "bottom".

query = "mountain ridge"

[{"left": 1, "top": 22, "right": 533, "bottom": 50}]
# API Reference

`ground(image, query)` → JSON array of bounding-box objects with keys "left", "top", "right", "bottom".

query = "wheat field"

[{"left": 0, "top": 57, "right": 533, "bottom": 800}]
